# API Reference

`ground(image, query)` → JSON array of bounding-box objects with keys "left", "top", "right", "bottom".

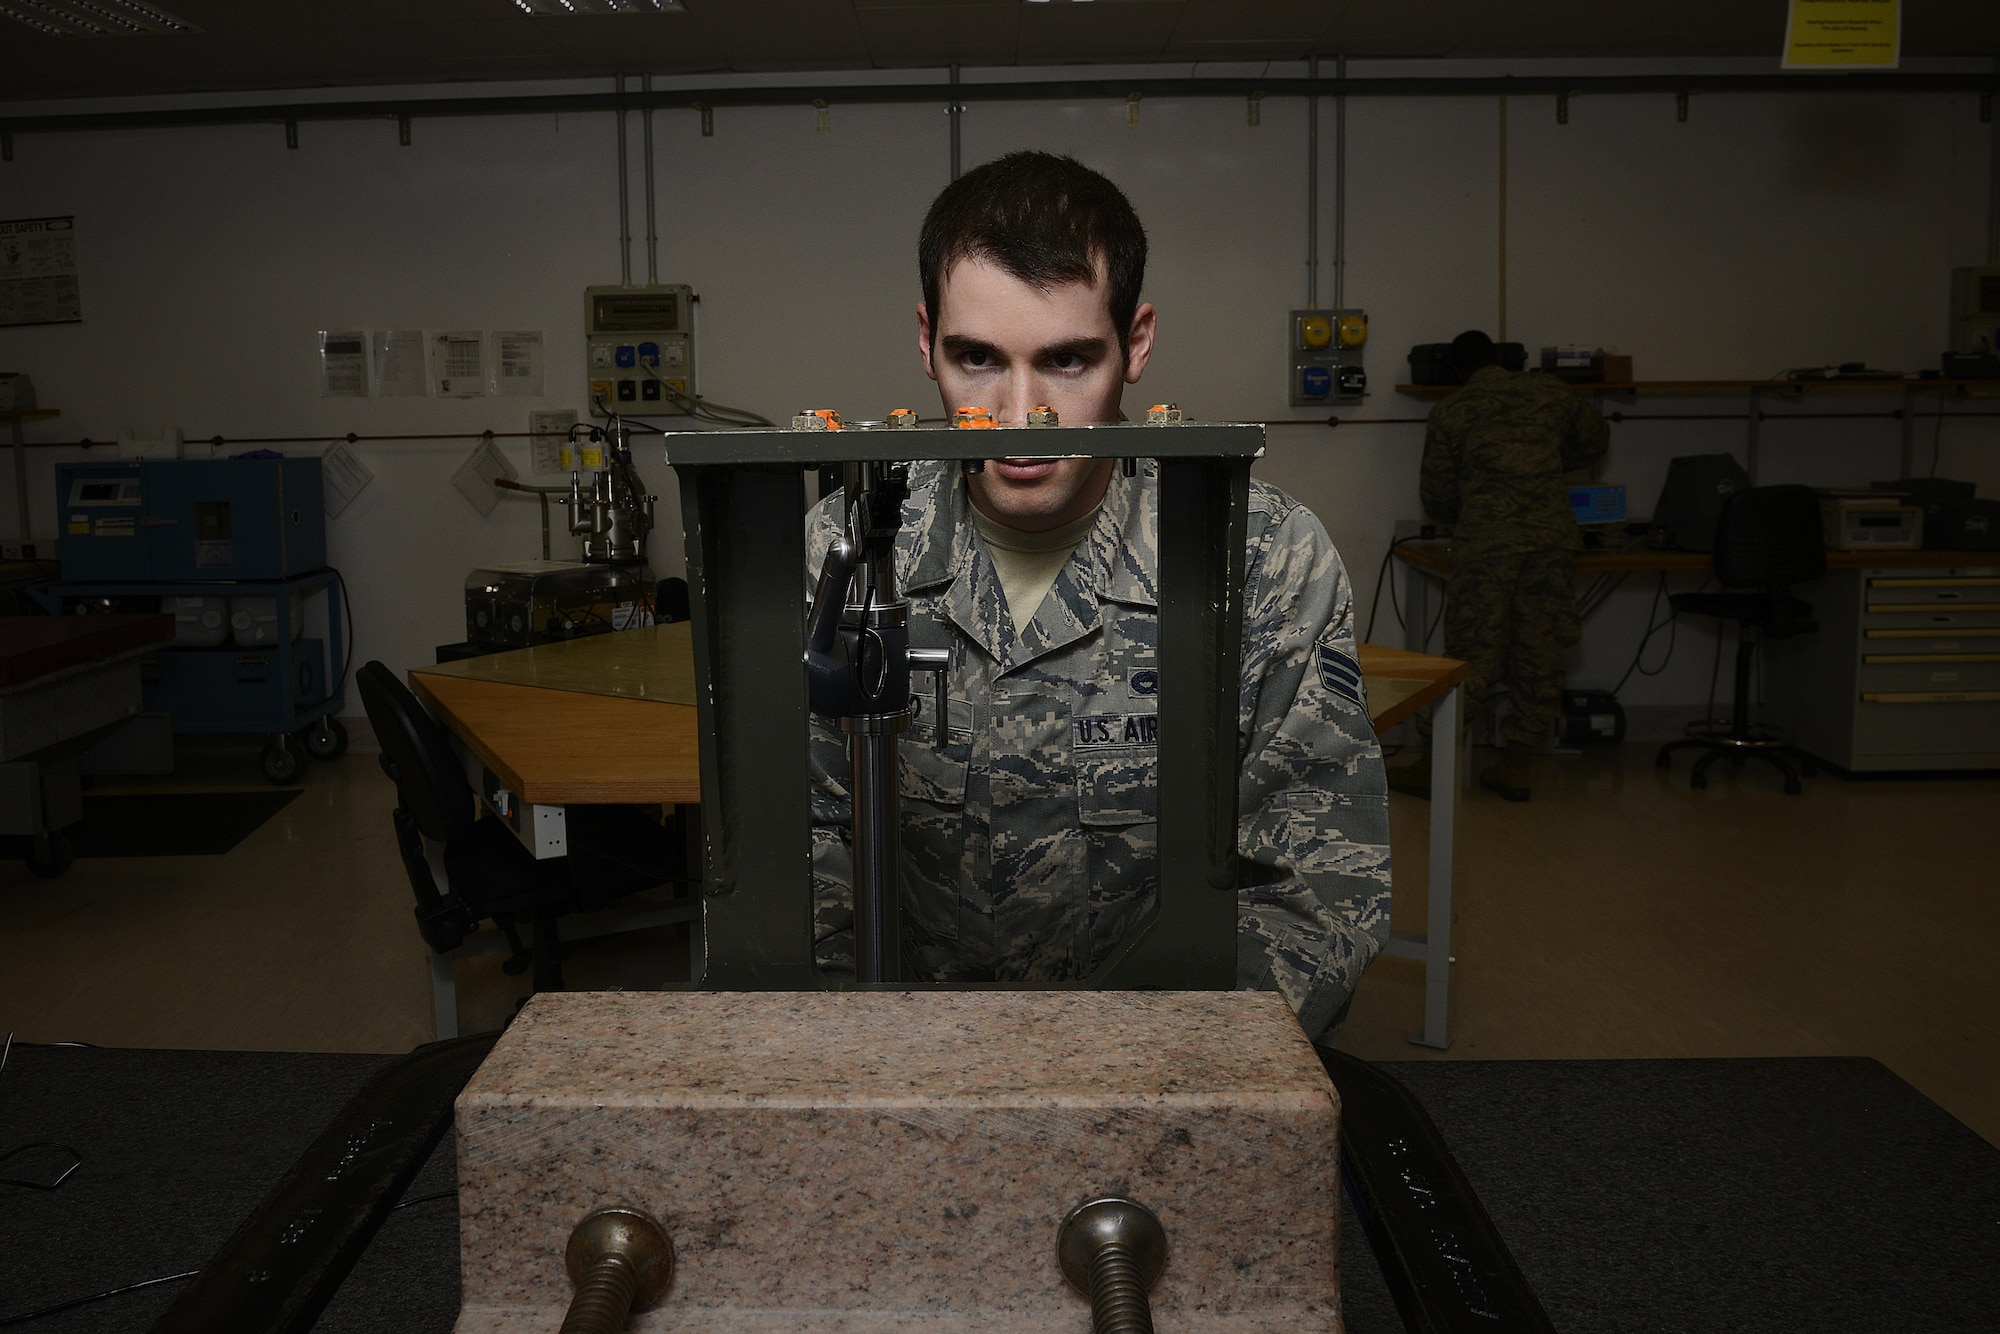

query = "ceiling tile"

[
  {"left": 1016, "top": 1, "right": 1185, "bottom": 66},
  {"left": 853, "top": 4, "right": 1020, "bottom": 67}
]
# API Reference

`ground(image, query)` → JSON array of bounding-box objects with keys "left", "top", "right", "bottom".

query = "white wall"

[{"left": 1, "top": 65, "right": 1993, "bottom": 715}]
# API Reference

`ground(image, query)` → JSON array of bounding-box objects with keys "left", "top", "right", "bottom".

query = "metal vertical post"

[
  {"left": 642, "top": 73, "right": 658, "bottom": 286},
  {"left": 1413, "top": 682, "right": 1459, "bottom": 1049},
  {"left": 1333, "top": 54, "right": 1347, "bottom": 309},
  {"left": 949, "top": 63, "right": 962, "bottom": 181},
  {"left": 1899, "top": 385, "right": 1918, "bottom": 479},
  {"left": 615, "top": 73, "right": 631, "bottom": 287},
  {"left": 1496, "top": 95, "right": 1507, "bottom": 341},
  {"left": 8, "top": 417, "right": 27, "bottom": 542},
  {"left": 1306, "top": 55, "right": 1319, "bottom": 309},
  {"left": 678, "top": 463, "right": 822, "bottom": 988},
  {"left": 1746, "top": 388, "right": 1761, "bottom": 484},
  {"left": 1095, "top": 456, "right": 1247, "bottom": 991}
]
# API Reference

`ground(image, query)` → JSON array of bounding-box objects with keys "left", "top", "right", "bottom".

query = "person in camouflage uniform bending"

[
  {"left": 1403, "top": 330, "right": 1609, "bottom": 801},
  {"left": 804, "top": 152, "right": 1391, "bottom": 1042}
]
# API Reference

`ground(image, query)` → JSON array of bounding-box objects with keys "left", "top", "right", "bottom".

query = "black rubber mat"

[{"left": 46, "top": 790, "right": 301, "bottom": 858}]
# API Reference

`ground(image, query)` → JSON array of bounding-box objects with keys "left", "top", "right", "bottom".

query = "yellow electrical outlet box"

[{"left": 1290, "top": 308, "right": 1368, "bottom": 406}]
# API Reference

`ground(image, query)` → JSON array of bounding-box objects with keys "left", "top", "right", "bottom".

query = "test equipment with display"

[{"left": 585, "top": 284, "right": 696, "bottom": 416}]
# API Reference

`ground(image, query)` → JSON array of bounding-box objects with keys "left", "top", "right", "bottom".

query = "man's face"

[{"left": 918, "top": 255, "right": 1155, "bottom": 533}]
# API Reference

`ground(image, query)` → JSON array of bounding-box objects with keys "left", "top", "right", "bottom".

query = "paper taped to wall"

[
  {"left": 319, "top": 330, "right": 367, "bottom": 397},
  {"left": 321, "top": 440, "right": 375, "bottom": 518},
  {"left": 371, "top": 330, "right": 426, "bottom": 397},
  {"left": 0, "top": 216, "right": 82, "bottom": 327},
  {"left": 529, "top": 408, "right": 575, "bottom": 475},
  {"left": 434, "top": 331, "right": 487, "bottom": 398},
  {"left": 453, "top": 438, "right": 516, "bottom": 517},
  {"left": 496, "top": 331, "right": 545, "bottom": 397}
]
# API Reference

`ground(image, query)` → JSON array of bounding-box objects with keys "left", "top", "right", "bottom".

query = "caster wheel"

[
  {"left": 26, "top": 831, "right": 75, "bottom": 879},
  {"left": 1798, "top": 759, "right": 1819, "bottom": 777},
  {"left": 1654, "top": 752, "right": 1672, "bottom": 771},
  {"left": 260, "top": 737, "right": 304, "bottom": 785},
  {"left": 304, "top": 717, "right": 349, "bottom": 762},
  {"left": 1690, "top": 773, "right": 1708, "bottom": 791},
  {"left": 1784, "top": 778, "right": 1802, "bottom": 795}
]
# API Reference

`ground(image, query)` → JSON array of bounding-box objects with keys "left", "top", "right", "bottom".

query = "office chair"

[
  {"left": 357, "top": 661, "right": 685, "bottom": 1007},
  {"left": 1655, "top": 485, "right": 1825, "bottom": 795}
]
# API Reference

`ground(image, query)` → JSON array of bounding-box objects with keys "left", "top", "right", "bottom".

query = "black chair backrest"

[
  {"left": 356, "top": 661, "right": 477, "bottom": 844},
  {"left": 1713, "top": 485, "right": 1826, "bottom": 589}
]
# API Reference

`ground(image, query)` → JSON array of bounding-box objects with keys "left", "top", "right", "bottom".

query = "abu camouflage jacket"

[{"left": 805, "top": 459, "right": 1390, "bottom": 1039}]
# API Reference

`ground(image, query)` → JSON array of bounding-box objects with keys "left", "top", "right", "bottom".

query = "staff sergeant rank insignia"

[{"left": 1316, "top": 638, "right": 1363, "bottom": 707}]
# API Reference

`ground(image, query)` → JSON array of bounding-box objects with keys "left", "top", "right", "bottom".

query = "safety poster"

[{"left": 0, "top": 216, "right": 82, "bottom": 327}]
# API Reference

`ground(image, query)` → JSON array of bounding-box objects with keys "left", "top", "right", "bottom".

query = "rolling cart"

[{"left": 36, "top": 457, "right": 349, "bottom": 784}]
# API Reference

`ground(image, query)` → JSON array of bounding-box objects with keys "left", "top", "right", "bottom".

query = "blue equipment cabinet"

[
  {"left": 42, "top": 459, "right": 346, "bottom": 784},
  {"left": 58, "top": 458, "right": 325, "bottom": 582}
]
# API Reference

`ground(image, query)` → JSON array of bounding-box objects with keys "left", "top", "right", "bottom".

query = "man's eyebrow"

[
  {"left": 939, "top": 334, "right": 1000, "bottom": 358},
  {"left": 1035, "top": 336, "right": 1109, "bottom": 361}
]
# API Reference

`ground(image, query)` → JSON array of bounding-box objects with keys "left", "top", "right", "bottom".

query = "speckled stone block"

[{"left": 454, "top": 990, "right": 1342, "bottom": 1332}]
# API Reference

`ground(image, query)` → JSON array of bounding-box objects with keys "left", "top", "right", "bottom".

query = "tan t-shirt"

[{"left": 968, "top": 501, "right": 1104, "bottom": 635}]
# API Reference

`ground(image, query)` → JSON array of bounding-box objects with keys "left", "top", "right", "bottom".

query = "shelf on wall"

[{"left": 1395, "top": 379, "right": 2000, "bottom": 400}]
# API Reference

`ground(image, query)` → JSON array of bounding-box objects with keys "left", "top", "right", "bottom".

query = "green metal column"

[{"left": 678, "top": 462, "right": 824, "bottom": 988}]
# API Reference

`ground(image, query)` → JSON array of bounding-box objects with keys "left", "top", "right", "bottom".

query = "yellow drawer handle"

[
  {"left": 1868, "top": 603, "right": 2000, "bottom": 614},
  {"left": 1868, "top": 577, "right": 2000, "bottom": 588},
  {"left": 1866, "top": 628, "right": 2000, "bottom": 638},
  {"left": 1862, "top": 653, "right": 2000, "bottom": 664}
]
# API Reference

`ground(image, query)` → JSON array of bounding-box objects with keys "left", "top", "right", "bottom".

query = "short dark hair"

[
  {"left": 1450, "top": 330, "right": 1499, "bottom": 377},
  {"left": 918, "top": 151, "right": 1149, "bottom": 361}
]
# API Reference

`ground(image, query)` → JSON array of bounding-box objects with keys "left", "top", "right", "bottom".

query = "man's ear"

[
  {"left": 1122, "top": 302, "right": 1157, "bottom": 384},
  {"left": 916, "top": 299, "right": 938, "bottom": 382}
]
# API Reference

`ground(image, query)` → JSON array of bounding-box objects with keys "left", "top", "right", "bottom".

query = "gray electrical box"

[
  {"left": 1289, "top": 308, "right": 1367, "bottom": 407},
  {"left": 585, "top": 284, "right": 697, "bottom": 417}
]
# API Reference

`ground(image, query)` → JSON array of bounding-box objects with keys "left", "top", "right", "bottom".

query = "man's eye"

[
  {"left": 1047, "top": 353, "right": 1085, "bottom": 372},
  {"left": 962, "top": 349, "right": 992, "bottom": 368}
]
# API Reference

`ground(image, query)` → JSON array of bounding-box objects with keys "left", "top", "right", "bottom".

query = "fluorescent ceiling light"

[
  {"left": 0, "top": 0, "right": 195, "bottom": 35},
  {"left": 515, "top": 0, "right": 686, "bottom": 14}
]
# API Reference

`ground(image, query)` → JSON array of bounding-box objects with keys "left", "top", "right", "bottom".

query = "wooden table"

[
  {"left": 1358, "top": 642, "right": 1469, "bottom": 1049},
  {"left": 408, "top": 624, "right": 699, "bottom": 859},
  {"left": 408, "top": 626, "right": 1468, "bottom": 1045}
]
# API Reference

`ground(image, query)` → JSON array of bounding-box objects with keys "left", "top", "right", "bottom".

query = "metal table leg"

[{"left": 1380, "top": 679, "right": 1460, "bottom": 1049}]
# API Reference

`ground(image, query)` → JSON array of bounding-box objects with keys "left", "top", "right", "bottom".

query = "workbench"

[{"left": 0, "top": 612, "right": 174, "bottom": 875}]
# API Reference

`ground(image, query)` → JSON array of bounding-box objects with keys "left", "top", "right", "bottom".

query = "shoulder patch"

[{"left": 1316, "top": 639, "right": 1363, "bottom": 707}]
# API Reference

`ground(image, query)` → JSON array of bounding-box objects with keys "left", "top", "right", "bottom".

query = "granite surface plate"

[{"left": 455, "top": 990, "right": 1342, "bottom": 1332}]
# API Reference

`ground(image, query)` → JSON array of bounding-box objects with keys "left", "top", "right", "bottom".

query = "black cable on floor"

[
  {"left": 0, "top": 1189, "right": 458, "bottom": 1328},
  {"left": 0, "top": 1034, "right": 82, "bottom": 1194}
]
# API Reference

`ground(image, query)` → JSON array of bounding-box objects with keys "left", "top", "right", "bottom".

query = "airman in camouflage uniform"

[
  {"left": 805, "top": 458, "right": 1391, "bottom": 1041},
  {"left": 1419, "top": 335, "right": 1609, "bottom": 796}
]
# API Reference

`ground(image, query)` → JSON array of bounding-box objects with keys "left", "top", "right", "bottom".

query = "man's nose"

[{"left": 990, "top": 371, "right": 1034, "bottom": 427}]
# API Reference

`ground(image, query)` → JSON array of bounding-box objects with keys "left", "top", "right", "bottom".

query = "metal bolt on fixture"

[
  {"left": 559, "top": 1206, "right": 674, "bottom": 1334},
  {"left": 1058, "top": 1197, "right": 1169, "bottom": 1334}
]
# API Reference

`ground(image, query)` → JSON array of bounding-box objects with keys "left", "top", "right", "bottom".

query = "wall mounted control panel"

[
  {"left": 585, "top": 284, "right": 696, "bottom": 417},
  {"left": 1289, "top": 308, "right": 1367, "bottom": 407}
]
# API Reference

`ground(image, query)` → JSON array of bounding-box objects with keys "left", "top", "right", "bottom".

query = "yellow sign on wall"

[{"left": 1783, "top": 0, "right": 1900, "bottom": 69}]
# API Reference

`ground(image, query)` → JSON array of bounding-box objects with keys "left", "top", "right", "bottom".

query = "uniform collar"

[{"left": 902, "top": 459, "right": 1158, "bottom": 672}]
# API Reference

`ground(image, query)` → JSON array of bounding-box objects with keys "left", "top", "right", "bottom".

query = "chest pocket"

[
  {"left": 900, "top": 696, "right": 972, "bottom": 806},
  {"left": 1074, "top": 711, "right": 1158, "bottom": 826}
]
